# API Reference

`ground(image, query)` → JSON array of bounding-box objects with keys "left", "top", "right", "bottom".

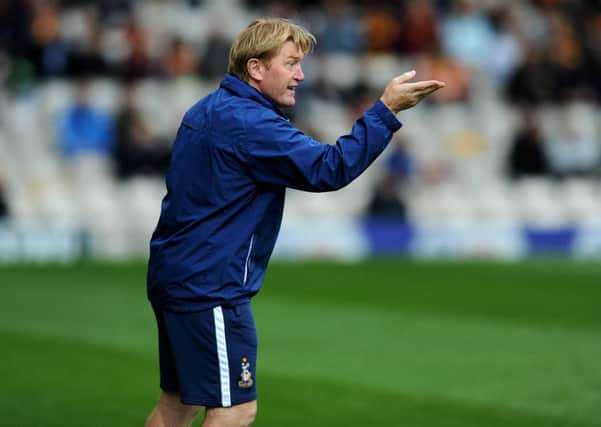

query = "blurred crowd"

[
  {"left": 2, "top": 0, "right": 601, "bottom": 100},
  {"left": 1, "top": 0, "right": 601, "bottom": 239}
]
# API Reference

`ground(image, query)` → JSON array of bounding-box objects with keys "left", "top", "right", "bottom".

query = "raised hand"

[{"left": 380, "top": 70, "right": 446, "bottom": 114}]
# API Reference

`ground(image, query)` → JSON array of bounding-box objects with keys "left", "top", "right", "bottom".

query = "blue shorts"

[{"left": 152, "top": 303, "right": 257, "bottom": 407}]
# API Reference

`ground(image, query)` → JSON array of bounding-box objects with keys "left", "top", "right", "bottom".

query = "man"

[{"left": 146, "top": 18, "right": 444, "bottom": 427}]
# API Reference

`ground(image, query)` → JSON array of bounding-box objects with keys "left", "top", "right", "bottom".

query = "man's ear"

[{"left": 247, "top": 58, "right": 264, "bottom": 82}]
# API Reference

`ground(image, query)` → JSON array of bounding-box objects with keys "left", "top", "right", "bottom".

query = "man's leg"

[
  {"left": 146, "top": 391, "right": 203, "bottom": 427},
  {"left": 150, "top": 304, "right": 258, "bottom": 427},
  {"left": 201, "top": 400, "right": 257, "bottom": 427}
]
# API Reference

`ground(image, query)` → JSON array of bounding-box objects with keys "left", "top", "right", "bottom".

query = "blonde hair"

[{"left": 228, "top": 18, "right": 316, "bottom": 81}]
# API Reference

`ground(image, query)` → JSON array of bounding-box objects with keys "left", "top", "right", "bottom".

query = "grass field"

[{"left": 1, "top": 259, "right": 600, "bottom": 426}]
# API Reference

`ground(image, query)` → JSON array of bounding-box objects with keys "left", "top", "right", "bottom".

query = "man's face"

[{"left": 257, "top": 41, "right": 305, "bottom": 107}]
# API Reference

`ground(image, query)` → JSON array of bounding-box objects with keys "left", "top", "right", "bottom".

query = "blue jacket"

[{"left": 147, "top": 73, "right": 401, "bottom": 312}]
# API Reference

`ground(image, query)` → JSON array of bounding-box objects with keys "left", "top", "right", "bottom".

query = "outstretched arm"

[{"left": 242, "top": 71, "right": 445, "bottom": 192}]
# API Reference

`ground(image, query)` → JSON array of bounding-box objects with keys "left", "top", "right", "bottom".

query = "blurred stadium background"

[
  {"left": 1, "top": 0, "right": 601, "bottom": 426},
  {"left": 1, "top": 0, "right": 601, "bottom": 260}
]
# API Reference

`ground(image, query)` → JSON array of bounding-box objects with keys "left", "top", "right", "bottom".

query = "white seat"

[
  {"left": 362, "top": 53, "right": 409, "bottom": 90},
  {"left": 118, "top": 177, "right": 165, "bottom": 254},
  {"left": 557, "top": 178, "right": 601, "bottom": 226},
  {"left": 88, "top": 79, "right": 122, "bottom": 113},
  {"left": 319, "top": 53, "right": 362, "bottom": 90},
  {"left": 512, "top": 178, "right": 566, "bottom": 227},
  {"left": 408, "top": 181, "right": 477, "bottom": 227},
  {"left": 305, "top": 99, "right": 351, "bottom": 143},
  {"left": 38, "top": 79, "right": 74, "bottom": 126},
  {"left": 166, "top": 78, "right": 212, "bottom": 129},
  {"left": 132, "top": 79, "right": 174, "bottom": 138}
]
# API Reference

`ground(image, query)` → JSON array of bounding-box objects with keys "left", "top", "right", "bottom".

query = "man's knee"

[
  {"left": 158, "top": 391, "right": 202, "bottom": 420},
  {"left": 203, "top": 400, "right": 257, "bottom": 427},
  {"left": 240, "top": 401, "right": 257, "bottom": 426}
]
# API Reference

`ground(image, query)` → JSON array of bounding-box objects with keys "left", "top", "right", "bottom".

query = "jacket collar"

[{"left": 220, "top": 73, "right": 287, "bottom": 118}]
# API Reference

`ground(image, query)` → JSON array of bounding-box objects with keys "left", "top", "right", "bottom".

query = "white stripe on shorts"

[{"left": 213, "top": 306, "right": 231, "bottom": 407}]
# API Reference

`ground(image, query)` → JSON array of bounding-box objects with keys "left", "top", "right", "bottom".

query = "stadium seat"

[
  {"left": 319, "top": 53, "right": 362, "bottom": 90},
  {"left": 118, "top": 177, "right": 165, "bottom": 254},
  {"left": 557, "top": 178, "right": 601, "bottom": 226},
  {"left": 513, "top": 178, "right": 566, "bottom": 227},
  {"left": 87, "top": 79, "right": 122, "bottom": 113},
  {"left": 362, "top": 53, "right": 409, "bottom": 90},
  {"left": 131, "top": 79, "right": 173, "bottom": 138}
]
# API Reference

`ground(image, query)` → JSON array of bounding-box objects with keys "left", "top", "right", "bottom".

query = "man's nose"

[{"left": 294, "top": 65, "right": 304, "bottom": 81}]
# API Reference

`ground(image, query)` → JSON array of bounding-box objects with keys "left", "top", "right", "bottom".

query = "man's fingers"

[
  {"left": 394, "top": 70, "right": 416, "bottom": 84},
  {"left": 407, "top": 80, "right": 446, "bottom": 91},
  {"left": 417, "top": 87, "right": 443, "bottom": 97},
  {"left": 420, "top": 84, "right": 445, "bottom": 95},
  {"left": 402, "top": 80, "right": 446, "bottom": 99},
  {"left": 413, "top": 86, "right": 444, "bottom": 100}
]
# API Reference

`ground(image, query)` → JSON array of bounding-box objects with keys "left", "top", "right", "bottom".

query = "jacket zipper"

[{"left": 243, "top": 234, "right": 254, "bottom": 286}]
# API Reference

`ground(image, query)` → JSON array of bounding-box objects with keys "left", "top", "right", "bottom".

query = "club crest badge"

[{"left": 238, "top": 357, "right": 254, "bottom": 388}]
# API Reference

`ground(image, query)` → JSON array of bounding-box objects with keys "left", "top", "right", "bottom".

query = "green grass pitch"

[{"left": 1, "top": 259, "right": 600, "bottom": 426}]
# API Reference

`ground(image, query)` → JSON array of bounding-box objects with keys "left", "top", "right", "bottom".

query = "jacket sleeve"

[{"left": 240, "top": 100, "right": 402, "bottom": 192}]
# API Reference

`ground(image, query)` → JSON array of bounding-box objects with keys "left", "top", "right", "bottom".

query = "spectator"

[
  {"left": 366, "top": 137, "right": 414, "bottom": 220},
  {"left": 0, "top": 176, "right": 9, "bottom": 220},
  {"left": 113, "top": 86, "right": 171, "bottom": 180},
  {"left": 66, "top": 20, "right": 109, "bottom": 78},
  {"left": 366, "top": 173, "right": 407, "bottom": 219},
  {"left": 396, "top": 0, "right": 439, "bottom": 55},
  {"left": 546, "top": 12, "right": 594, "bottom": 102},
  {"left": 488, "top": 6, "right": 523, "bottom": 86},
  {"left": 506, "top": 111, "right": 550, "bottom": 179},
  {"left": 313, "top": 0, "right": 364, "bottom": 53},
  {"left": 161, "top": 36, "right": 198, "bottom": 77},
  {"left": 509, "top": 1, "right": 550, "bottom": 50},
  {"left": 0, "top": 0, "right": 34, "bottom": 60},
  {"left": 582, "top": 6, "right": 601, "bottom": 101},
  {"left": 56, "top": 78, "right": 115, "bottom": 159},
  {"left": 121, "top": 16, "right": 154, "bottom": 81},
  {"left": 506, "top": 46, "right": 558, "bottom": 105},
  {"left": 416, "top": 48, "right": 471, "bottom": 103},
  {"left": 200, "top": 28, "right": 232, "bottom": 79},
  {"left": 385, "top": 136, "right": 414, "bottom": 179},
  {"left": 29, "top": 0, "right": 69, "bottom": 78},
  {"left": 440, "top": 0, "right": 496, "bottom": 69},
  {"left": 364, "top": 3, "right": 400, "bottom": 53}
]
